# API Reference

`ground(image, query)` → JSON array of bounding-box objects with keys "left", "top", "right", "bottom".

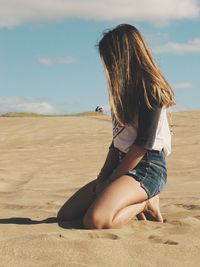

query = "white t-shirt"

[{"left": 112, "top": 106, "right": 171, "bottom": 157}]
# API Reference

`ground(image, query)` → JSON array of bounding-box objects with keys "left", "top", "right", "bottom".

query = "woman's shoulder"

[{"left": 138, "top": 89, "right": 163, "bottom": 112}]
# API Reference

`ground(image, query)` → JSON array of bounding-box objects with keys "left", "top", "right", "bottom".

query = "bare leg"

[
  {"left": 57, "top": 179, "right": 97, "bottom": 222},
  {"left": 57, "top": 178, "right": 114, "bottom": 222},
  {"left": 57, "top": 146, "right": 120, "bottom": 223},
  {"left": 95, "top": 186, "right": 164, "bottom": 224},
  {"left": 83, "top": 175, "right": 149, "bottom": 229},
  {"left": 111, "top": 201, "right": 147, "bottom": 228},
  {"left": 136, "top": 194, "right": 163, "bottom": 222},
  {"left": 143, "top": 195, "right": 163, "bottom": 222}
]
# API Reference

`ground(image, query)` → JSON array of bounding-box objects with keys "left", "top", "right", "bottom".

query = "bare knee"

[{"left": 83, "top": 212, "right": 112, "bottom": 229}]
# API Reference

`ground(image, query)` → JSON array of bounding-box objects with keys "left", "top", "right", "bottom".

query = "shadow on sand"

[{"left": 0, "top": 217, "right": 85, "bottom": 229}]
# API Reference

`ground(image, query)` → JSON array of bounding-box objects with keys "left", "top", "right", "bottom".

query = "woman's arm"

[
  {"left": 108, "top": 144, "right": 147, "bottom": 181},
  {"left": 108, "top": 90, "right": 162, "bottom": 181},
  {"left": 94, "top": 144, "right": 146, "bottom": 195},
  {"left": 96, "top": 142, "right": 119, "bottom": 184}
]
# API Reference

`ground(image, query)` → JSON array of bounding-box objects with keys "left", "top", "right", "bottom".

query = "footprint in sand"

[
  {"left": 164, "top": 240, "right": 179, "bottom": 245},
  {"left": 88, "top": 232, "right": 119, "bottom": 240},
  {"left": 175, "top": 204, "right": 200, "bottom": 210},
  {"left": 194, "top": 215, "right": 200, "bottom": 220},
  {"left": 148, "top": 235, "right": 179, "bottom": 245}
]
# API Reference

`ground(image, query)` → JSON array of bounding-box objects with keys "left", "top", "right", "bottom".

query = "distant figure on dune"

[
  {"left": 95, "top": 106, "right": 103, "bottom": 113},
  {"left": 57, "top": 24, "right": 175, "bottom": 229}
]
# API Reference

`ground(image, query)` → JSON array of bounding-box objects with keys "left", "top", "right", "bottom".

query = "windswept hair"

[{"left": 97, "top": 24, "right": 175, "bottom": 126}]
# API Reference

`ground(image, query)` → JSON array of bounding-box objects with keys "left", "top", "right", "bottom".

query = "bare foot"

[
  {"left": 136, "top": 195, "right": 163, "bottom": 223},
  {"left": 144, "top": 195, "right": 163, "bottom": 222},
  {"left": 136, "top": 212, "right": 147, "bottom": 221}
]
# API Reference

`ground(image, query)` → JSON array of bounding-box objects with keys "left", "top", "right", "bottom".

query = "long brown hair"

[{"left": 97, "top": 24, "right": 175, "bottom": 126}]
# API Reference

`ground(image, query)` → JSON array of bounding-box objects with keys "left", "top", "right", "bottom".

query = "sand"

[{"left": 0, "top": 111, "right": 200, "bottom": 267}]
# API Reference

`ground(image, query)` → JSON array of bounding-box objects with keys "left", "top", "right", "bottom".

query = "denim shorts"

[{"left": 118, "top": 149, "right": 167, "bottom": 199}]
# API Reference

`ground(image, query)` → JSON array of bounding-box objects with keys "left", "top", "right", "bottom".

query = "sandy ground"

[{"left": 0, "top": 111, "right": 200, "bottom": 267}]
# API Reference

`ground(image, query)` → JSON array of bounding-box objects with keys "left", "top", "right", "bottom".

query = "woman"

[{"left": 57, "top": 24, "right": 175, "bottom": 229}]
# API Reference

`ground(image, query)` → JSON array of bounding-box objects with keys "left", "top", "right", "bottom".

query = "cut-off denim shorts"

[{"left": 118, "top": 149, "right": 167, "bottom": 199}]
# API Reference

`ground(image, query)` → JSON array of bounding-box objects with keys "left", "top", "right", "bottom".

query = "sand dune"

[{"left": 0, "top": 112, "right": 200, "bottom": 267}]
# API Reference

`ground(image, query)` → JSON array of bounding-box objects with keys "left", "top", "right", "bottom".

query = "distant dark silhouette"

[{"left": 95, "top": 106, "right": 103, "bottom": 113}]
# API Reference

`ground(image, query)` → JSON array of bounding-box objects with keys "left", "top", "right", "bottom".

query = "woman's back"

[{"left": 112, "top": 106, "right": 171, "bottom": 156}]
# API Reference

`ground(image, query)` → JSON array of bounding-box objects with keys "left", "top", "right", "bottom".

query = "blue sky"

[{"left": 0, "top": 0, "right": 200, "bottom": 114}]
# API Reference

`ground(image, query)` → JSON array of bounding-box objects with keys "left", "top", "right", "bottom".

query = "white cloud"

[
  {"left": 146, "top": 32, "right": 169, "bottom": 46},
  {"left": 0, "top": 0, "right": 199, "bottom": 28},
  {"left": 38, "top": 56, "right": 76, "bottom": 65},
  {"left": 172, "top": 83, "right": 193, "bottom": 89},
  {"left": 0, "top": 98, "right": 59, "bottom": 115},
  {"left": 153, "top": 38, "right": 200, "bottom": 54},
  {"left": 38, "top": 57, "right": 53, "bottom": 65}
]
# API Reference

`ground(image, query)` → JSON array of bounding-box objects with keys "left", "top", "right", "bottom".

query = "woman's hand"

[{"left": 107, "top": 144, "right": 147, "bottom": 180}]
